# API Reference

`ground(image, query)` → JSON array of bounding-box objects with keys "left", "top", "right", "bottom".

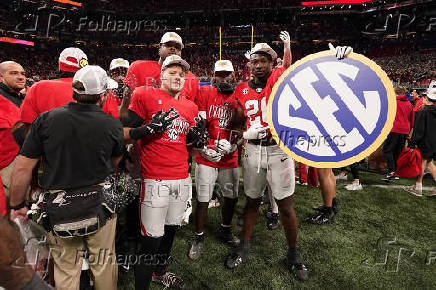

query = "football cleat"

[
  {"left": 188, "top": 235, "right": 205, "bottom": 260},
  {"left": 287, "top": 249, "right": 309, "bottom": 281},
  {"left": 307, "top": 207, "right": 335, "bottom": 225},
  {"left": 225, "top": 243, "right": 249, "bottom": 269},
  {"left": 381, "top": 171, "right": 396, "bottom": 182},
  {"left": 219, "top": 226, "right": 240, "bottom": 246},
  {"left": 152, "top": 272, "right": 185, "bottom": 289}
]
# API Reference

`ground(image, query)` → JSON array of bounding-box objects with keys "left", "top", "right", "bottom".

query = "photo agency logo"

[
  {"left": 361, "top": 237, "right": 436, "bottom": 272},
  {"left": 268, "top": 49, "right": 396, "bottom": 168},
  {"left": 361, "top": 11, "right": 436, "bottom": 37},
  {"left": 13, "top": 2, "right": 168, "bottom": 37}
]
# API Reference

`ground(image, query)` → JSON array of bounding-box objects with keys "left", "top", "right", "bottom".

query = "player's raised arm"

[
  {"left": 119, "top": 86, "right": 133, "bottom": 120},
  {"left": 280, "top": 31, "right": 292, "bottom": 69}
]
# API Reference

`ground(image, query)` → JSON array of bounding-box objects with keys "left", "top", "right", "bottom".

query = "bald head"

[{"left": 0, "top": 61, "right": 26, "bottom": 93}]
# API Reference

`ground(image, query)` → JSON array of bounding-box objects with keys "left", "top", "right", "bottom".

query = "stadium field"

[{"left": 118, "top": 169, "right": 436, "bottom": 290}]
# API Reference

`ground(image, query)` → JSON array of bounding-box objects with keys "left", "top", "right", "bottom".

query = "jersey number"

[{"left": 245, "top": 97, "right": 267, "bottom": 126}]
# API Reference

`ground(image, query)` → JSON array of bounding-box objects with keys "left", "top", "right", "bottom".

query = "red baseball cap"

[{"left": 59, "top": 47, "right": 88, "bottom": 72}]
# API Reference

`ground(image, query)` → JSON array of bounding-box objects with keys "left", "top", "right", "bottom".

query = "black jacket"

[
  {"left": 411, "top": 105, "right": 436, "bottom": 156},
  {"left": 0, "top": 83, "right": 24, "bottom": 107}
]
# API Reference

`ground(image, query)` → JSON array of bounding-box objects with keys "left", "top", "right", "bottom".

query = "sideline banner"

[{"left": 267, "top": 50, "right": 396, "bottom": 168}]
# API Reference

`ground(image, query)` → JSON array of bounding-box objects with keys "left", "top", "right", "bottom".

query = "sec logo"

[
  {"left": 167, "top": 128, "right": 179, "bottom": 140},
  {"left": 267, "top": 50, "right": 396, "bottom": 168}
]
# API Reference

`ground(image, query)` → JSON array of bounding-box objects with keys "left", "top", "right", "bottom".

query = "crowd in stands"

[{"left": 1, "top": 40, "right": 435, "bottom": 85}]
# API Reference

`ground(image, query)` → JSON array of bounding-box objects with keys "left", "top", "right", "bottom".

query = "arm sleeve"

[
  {"left": 121, "top": 110, "right": 144, "bottom": 128},
  {"left": 20, "top": 115, "right": 44, "bottom": 158}
]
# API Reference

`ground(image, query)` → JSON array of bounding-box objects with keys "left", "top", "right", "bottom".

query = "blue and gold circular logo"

[{"left": 267, "top": 51, "right": 396, "bottom": 168}]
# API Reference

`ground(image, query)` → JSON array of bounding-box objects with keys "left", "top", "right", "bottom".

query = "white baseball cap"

[
  {"left": 214, "top": 60, "right": 234, "bottom": 72},
  {"left": 161, "top": 55, "right": 190, "bottom": 71},
  {"left": 160, "top": 32, "right": 184, "bottom": 48},
  {"left": 109, "top": 58, "right": 129, "bottom": 71},
  {"left": 250, "top": 43, "right": 277, "bottom": 61},
  {"left": 73, "top": 65, "right": 108, "bottom": 95},
  {"left": 108, "top": 78, "right": 119, "bottom": 90},
  {"left": 427, "top": 80, "right": 436, "bottom": 101},
  {"left": 59, "top": 47, "right": 88, "bottom": 72}
]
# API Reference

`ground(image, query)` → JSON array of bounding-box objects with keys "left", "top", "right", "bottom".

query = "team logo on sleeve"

[{"left": 267, "top": 50, "right": 396, "bottom": 168}]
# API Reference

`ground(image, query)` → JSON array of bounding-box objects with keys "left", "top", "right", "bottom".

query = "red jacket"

[{"left": 391, "top": 95, "right": 414, "bottom": 134}]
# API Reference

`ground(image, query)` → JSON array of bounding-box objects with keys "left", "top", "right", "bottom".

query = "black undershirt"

[{"left": 248, "top": 79, "right": 267, "bottom": 92}]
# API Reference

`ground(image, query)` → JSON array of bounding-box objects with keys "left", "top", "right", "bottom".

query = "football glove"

[
  {"left": 243, "top": 124, "right": 269, "bottom": 140},
  {"left": 187, "top": 116, "right": 209, "bottom": 149},
  {"left": 214, "top": 139, "right": 237, "bottom": 155},
  {"left": 328, "top": 43, "right": 353, "bottom": 60},
  {"left": 201, "top": 148, "right": 222, "bottom": 162},
  {"left": 130, "top": 108, "right": 179, "bottom": 140},
  {"left": 280, "top": 31, "right": 291, "bottom": 44}
]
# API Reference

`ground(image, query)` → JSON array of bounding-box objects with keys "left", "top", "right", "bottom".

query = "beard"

[{"left": 215, "top": 82, "right": 235, "bottom": 95}]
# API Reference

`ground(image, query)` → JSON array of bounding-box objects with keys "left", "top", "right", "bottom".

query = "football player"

[
  {"left": 188, "top": 60, "right": 241, "bottom": 260},
  {"left": 122, "top": 55, "right": 206, "bottom": 289},
  {"left": 225, "top": 32, "right": 310, "bottom": 282}
]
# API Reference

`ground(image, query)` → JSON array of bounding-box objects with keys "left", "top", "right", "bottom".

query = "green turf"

[{"left": 119, "top": 169, "right": 436, "bottom": 289}]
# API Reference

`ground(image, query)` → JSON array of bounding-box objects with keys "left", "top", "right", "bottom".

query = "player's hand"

[
  {"left": 10, "top": 207, "right": 29, "bottom": 221},
  {"left": 243, "top": 124, "right": 269, "bottom": 140},
  {"left": 148, "top": 108, "right": 179, "bottom": 134},
  {"left": 201, "top": 148, "right": 222, "bottom": 162},
  {"left": 214, "top": 139, "right": 234, "bottom": 155},
  {"left": 328, "top": 43, "right": 353, "bottom": 60},
  {"left": 280, "top": 31, "right": 291, "bottom": 44},
  {"left": 244, "top": 50, "right": 251, "bottom": 60},
  {"left": 129, "top": 108, "right": 179, "bottom": 140},
  {"left": 188, "top": 116, "right": 209, "bottom": 149}
]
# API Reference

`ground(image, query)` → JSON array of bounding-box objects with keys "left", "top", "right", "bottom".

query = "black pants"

[
  {"left": 339, "top": 162, "right": 360, "bottom": 179},
  {"left": 383, "top": 132, "right": 407, "bottom": 172}
]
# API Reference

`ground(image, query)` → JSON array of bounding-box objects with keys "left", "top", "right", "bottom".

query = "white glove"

[
  {"left": 244, "top": 50, "right": 251, "bottom": 60},
  {"left": 280, "top": 31, "right": 291, "bottom": 44},
  {"left": 214, "top": 139, "right": 232, "bottom": 155},
  {"left": 328, "top": 43, "right": 353, "bottom": 60},
  {"left": 243, "top": 124, "right": 269, "bottom": 140},
  {"left": 201, "top": 148, "right": 222, "bottom": 162}
]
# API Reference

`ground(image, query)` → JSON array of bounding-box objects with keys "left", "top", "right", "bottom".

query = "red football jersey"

[
  {"left": 20, "top": 78, "right": 119, "bottom": 123},
  {"left": 20, "top": 78, "right": 74, "bottom": 124},
  {"left": 102, "top": 90, "right": 119, "bottom": 119},
  {"left": 129, "top": 86, "right": 198, "bottom": 180},
  {"left": 234, "top": 67, "right": 286, "bottom": 135},
  {"left": 124, "top": 60, "right": 199, "bottom": 102},
  {"left": 195, "top": 86, "right": 239, "bottom": 169},
  {"left": 0, "top": 95, "right": 20, "bottom": 170}
]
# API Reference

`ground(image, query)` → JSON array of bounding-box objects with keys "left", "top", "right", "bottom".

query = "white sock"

[
  {"left": 415, "top": 182, "right": 422, "bottom": 191},
  {"left": 221, "top": 224, "right": 231, "bottom": 228},
  {"left": 195, "top": 232, "right": 204, "bottom": 236}
]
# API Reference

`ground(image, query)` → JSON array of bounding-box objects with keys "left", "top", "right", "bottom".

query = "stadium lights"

[
  {"left": 301, "top": 0, "right": 372, "bottom": 5},
  {"left": 0, "top": 36, "right": 34, "bottom": 46},
  {"left": 52, "top": 0, "right": 82, "bottom": 7}
]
